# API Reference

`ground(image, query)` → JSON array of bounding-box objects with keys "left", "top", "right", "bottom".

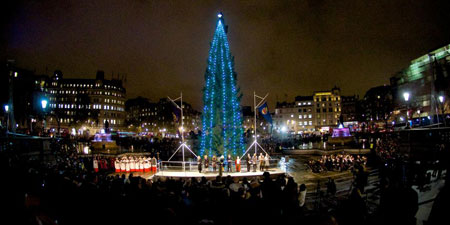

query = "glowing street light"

[
  {"left": 403, "top": 92, "right": 410, "bottom": 128},
  {"left": 41, "top": 99, "right": 48, "bottom": 109},
  {"left": 41, "top": 99, "right": 48, "bottom": 136},
  {"left": 403, "top": 92, "right": 410, "bottom": 102}
]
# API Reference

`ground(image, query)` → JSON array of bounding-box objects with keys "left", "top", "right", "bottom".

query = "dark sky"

[{"left": 2, "top": 0, "right": 450, "bottom": 110}]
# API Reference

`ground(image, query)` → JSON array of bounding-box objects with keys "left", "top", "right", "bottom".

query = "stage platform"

[{"left": 153, "top": 168, "right": 286, "bottom": 179}]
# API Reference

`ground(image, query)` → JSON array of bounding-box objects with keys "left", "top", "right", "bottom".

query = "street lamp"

[
  {"left": 438, "top": 95, "right": 446, "bottom": 127},
  {"left": 41, "top": 99, "right": 48, "bottom": 136},
  {"left": 41, "top": 99, "right": 48, "bottom": 110},
  {"left": 4, "top": 104, "right": 9, "bottom": 132},
  {"left": 403, "top": 92, "right": 410, "bottom": 128}
]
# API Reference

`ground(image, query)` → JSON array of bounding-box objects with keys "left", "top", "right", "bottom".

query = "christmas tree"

[{"left": 200, "top": 13, "right": 245, "bottom": 157}]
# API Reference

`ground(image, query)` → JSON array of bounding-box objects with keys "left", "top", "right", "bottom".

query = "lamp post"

[
  {"left": 403, "top": 92, "right": 410, "bottom": 128},
  {"left": 4, "top": 104, "right": 9, "bottom": 133},
  {"left": 439, "top": 95, "right": 446, "bottom": 127},
  {"left": 41, "top": 99, "right": 48, "bottom": 136}
]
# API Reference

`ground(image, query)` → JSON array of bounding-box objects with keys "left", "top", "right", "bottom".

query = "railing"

[{"left": 158, "top": 158, "right": 283, "bottom": 176}]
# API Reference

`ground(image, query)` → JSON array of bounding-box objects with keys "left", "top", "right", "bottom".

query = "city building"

[
  {"left": 341, "top": 95, "right": 360, "bottom": 123},
  {"left": 313, "top": 86, "right": 342, "bottom": 131},
  {"left": 362, "top": 85, "right": 393, "bottom": 128},
  {"left": 46, "top": 70, "right": 126, "bottom": 135},
  {"left": 125, "top": 97, "right": 201, "bottom": 136},
  {"left": 1, "top": 61, "right": 49, "bottom": 134},
  {"left": 273, "top": 87, "right": 342, "bottom": 134},
  {"left": 390, "top": 44, "right": 450, "bottom": 126}
]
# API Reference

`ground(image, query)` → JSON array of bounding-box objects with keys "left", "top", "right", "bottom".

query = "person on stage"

[
  {"left": 144, "top": 157, "right": 150, "bottom": 172},
  {"left": 246, "top": 154, "right": 251, "bottom": 172},
  {"left": 203, "top": 155, "right": 209, "bottom": 172},
  {"left": 151, "top": 156, "right": 157, "bottom": 172},
  {"left": 219, "top": 155, "right": 224, "bottom": 176},
  {"left": 130, "top": 157, "right": 135, "bottom": 172},
  {"left": 139, "top": 157, "right": 144, "bottom": 172},
  {"left": 235, "top": 156, "right": 241, "bottom": 172},
  {"left": 114, "top": 158, "right": 120, "bottom": 173},
  {"left": 227, "top": 154, "right": 233, "bottom": 172},
  {"left": 212, "top": 155, "right": 217, "bottom": 172},
  {"left": 259, "top": 153, "right": 265, "bottom": 172},
  {"left": 93, "top": 157, "right": 99, "bottom": 172},
  {"left": 265, "top": 153, "right": 270, "bottom": 171},
  {"left": 252, "top": 153, "right": 257, "bottom": 172},
  {"left": 125, "top": 157, "right": 130, "bottom": 173},
  {"left": 120, "top": 157, "right": 125, "bottom": 172},
  {"left": 197, "top": 156, "right": 203, "bottom": 173}
]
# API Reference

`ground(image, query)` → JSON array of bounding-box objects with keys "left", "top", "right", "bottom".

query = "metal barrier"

[{"left": 159, "top": 158, "right": 283, "bottom": 176}]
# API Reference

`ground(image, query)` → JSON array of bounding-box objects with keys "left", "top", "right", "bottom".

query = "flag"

[
  {"left": 258, "top": 102, "right": 272, "bottom": 124},
  {"left": 172, "top": 104, "right": 181, "bottom": 123}
]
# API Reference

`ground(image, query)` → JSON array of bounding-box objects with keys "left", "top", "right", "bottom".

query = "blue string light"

[{"left": 200, "top": 14, "right": 244, "bottom": 157}]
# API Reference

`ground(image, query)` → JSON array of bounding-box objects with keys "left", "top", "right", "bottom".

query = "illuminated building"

[
  {"left": 313, "top": 86, "right": 342, "bottom": 131},
  {"left": 390, "top": 44, "right": 450, "bottom": 125},
  {"left": 274, "top": 87, "right": 342, "bottom": 134},
  {"left": 46, "top": 70, "right": 126, "bottom": 134}
]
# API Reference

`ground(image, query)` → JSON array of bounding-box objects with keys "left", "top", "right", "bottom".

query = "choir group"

[
  {"left": 93, "top": 156, "right": 158, "bottom": 173},
  {"left": 197, "top": 152, "right": 271, "bottom": 173}
]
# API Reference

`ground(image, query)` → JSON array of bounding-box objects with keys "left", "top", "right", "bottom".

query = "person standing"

[
  {"left": 125, "top": 157, "right": 130, "bottom": 173},
  {"left": 212, "top": 155, "right": 217, "bottom": 172},
  {"left": 204, "top": 155, "right": 209, "bottom": 173},
  {"left": 265, "top": 153, "right": 270, "bottom": 171},
  {"left": 139, "top": 157, "right": 144, "bottom": 172},
  {"left": 219, "top": 155, "right": 224, "bottom": 177},
  {"left": 93, "top": 157, "right": 99, "bottom": 172},
  {"left": 197, "top": 156, "right": 203, "bottom": 173},
  {"left": 227, "top": 154, "right": 233, "bottom": 172},
  {"left": 120, "top": 157, "right": 125, "bottom": 172},
  {"left": 298, "top": 184, "right": 307, "bottom": 208},
  {"left": 246, "top": 154, "right": 251, "bottom": 172},
  {"left": 259, "top": 153, "right": 265, "bottom": 172},
  {"left": 144, "top": 157, "right": 150, "bottom": 172},
  {"left": 252, "top": 153, "right": 258, "bottom": 172},
  {"left": 130, "top": 157, "right": 135, "bottom": 172},
  {"left": 114, "top": 158, "right": 120, "bottom": 173},
  {"left": 235, "top": 156, "right": 241, "bottom": 172},
  {"left": 151, "top": 156, "right": 157, "bottom": 172}
]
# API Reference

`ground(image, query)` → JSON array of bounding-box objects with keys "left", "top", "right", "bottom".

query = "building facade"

[
  {"left": 273, "top": 87, "right": 342, "bottom": 134},
  {"left": 125, "top": 97, "right": 201, "bottom": 136},
  {"left": 46, "top": 70, "right": 126, "bottom": 135},
  {"left": 390, "top": 44, "right": 450, "bottom": 126}
]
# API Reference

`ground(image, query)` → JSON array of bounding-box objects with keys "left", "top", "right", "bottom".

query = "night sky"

[{"left": 2, "top": 0, "right": 450, "bottom": 110}]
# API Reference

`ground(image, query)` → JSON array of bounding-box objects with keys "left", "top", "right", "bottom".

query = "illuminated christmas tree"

[{"left": 200, "top": 13, "right": 245, "bottom": 157}]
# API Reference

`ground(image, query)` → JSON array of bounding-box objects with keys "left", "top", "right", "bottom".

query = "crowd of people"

[
  {"left": 1, "top": 146, "right": 314, "bottom": 225},
  {"left": 307, "top": 154, "right": 367, "bottom": 173},
  {"left": 1, "top": 131, "right": 448, "bottom": 225}
]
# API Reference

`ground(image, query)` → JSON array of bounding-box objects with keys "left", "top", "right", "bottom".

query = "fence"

[{"left": 158, "top": 158, "right": 283, "bottom": 176}]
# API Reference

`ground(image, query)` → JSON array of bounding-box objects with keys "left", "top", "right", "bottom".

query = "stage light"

[
  {"left": 4, "top": 104, "right": 8, "bottom": 112},
  {"left": 218, "top": 13, "right": 222, "bottom": 18},
  {"left": 439, "top": 95, "right": 444, "bottom": 103}
]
